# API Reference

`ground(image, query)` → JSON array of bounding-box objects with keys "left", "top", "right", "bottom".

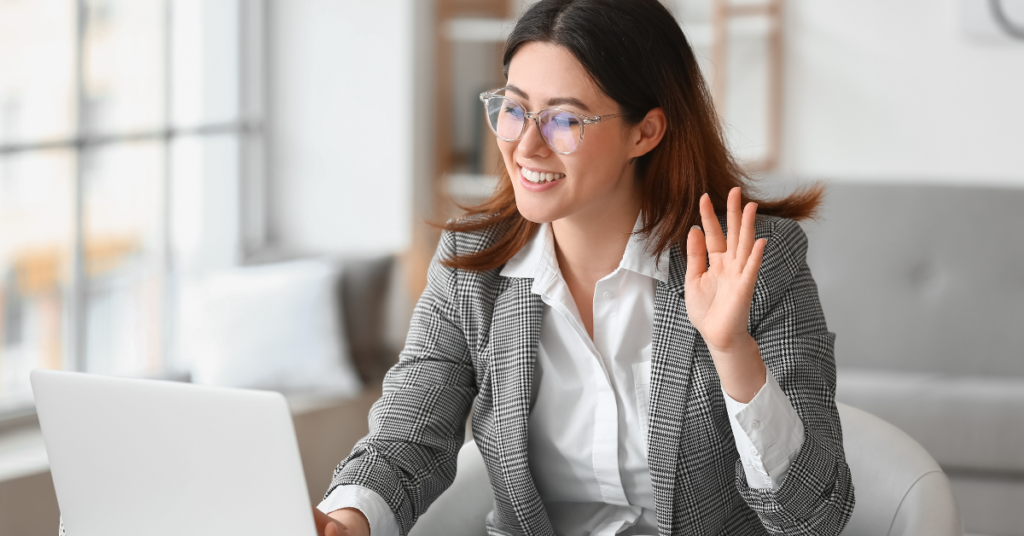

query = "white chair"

[
  {"left": 838, "top": 402, "right": 962, "bottom": 536},
  {"left": 410, "top": 402, "right": 963, "bottom": 536}
]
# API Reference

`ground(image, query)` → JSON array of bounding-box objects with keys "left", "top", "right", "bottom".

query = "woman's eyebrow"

[{"left": 504, "top": 84, "right": 593, "bottom": 113}]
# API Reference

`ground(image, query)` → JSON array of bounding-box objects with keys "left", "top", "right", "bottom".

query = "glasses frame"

[{"left": 479, "top": 88, "right": 625, "bottom": 155}]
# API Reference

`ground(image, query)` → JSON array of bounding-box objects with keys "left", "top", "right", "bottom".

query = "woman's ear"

[{"left": 628, "top": 107, "right": 667, "bottom": 160}]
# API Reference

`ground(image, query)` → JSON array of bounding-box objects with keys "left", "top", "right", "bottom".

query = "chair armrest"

[{"left": 890, "top": 471, "right": 963, "bottom": 536}]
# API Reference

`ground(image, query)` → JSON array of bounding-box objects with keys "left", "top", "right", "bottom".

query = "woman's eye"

[
  {"left": 553, "top": 114, "right": 578, "bottom": 127},
  {"left": 503, "top": 106, "right": 523, "bottom": 118}
]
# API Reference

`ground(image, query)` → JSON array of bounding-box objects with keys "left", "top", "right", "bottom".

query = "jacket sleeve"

[
  {"left": 734, "top": 216, "right": 855, "bottom": 535},
  {"left": 325, "top": 230, "right": 477, "bottom": 536}
]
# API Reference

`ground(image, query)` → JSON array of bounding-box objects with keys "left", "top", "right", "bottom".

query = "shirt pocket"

[{"left": 631, "top": 345, "right": 653, "bottom": 440}]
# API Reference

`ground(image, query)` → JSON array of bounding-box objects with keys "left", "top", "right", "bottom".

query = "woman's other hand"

[
  {"left": 313, "top": 507, "right": 370, "bottom": 536},
  {"left": 685, "top": 187, "right": 768, "bottom": 403}
]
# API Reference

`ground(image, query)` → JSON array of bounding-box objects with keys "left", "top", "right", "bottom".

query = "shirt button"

[
  {"left": 749, "top": 446, "right": 759, "bottom": 456},
  {"left": 751, "top": 420, "right": 761, "bottom": 430},
  {"left": 602, "top": 291, "right": 613, "bottom": 299}
]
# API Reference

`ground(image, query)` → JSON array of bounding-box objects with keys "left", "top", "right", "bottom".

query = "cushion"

[
  {"left": 837, "top": 367, "right": 1024, "bottom": 473},
  {"left": 800, "top": 182, "right": 1024, "bottom": 377},
  {"left": 180, "top": 259, "right": 362, "bottom": 397},
  {"left": 333, "top": 255, "right": 396, "bottom": 383}
]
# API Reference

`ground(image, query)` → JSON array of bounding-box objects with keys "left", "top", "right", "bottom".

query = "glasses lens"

[
  {"left": 539, "top": 109, "right": 582, "bottom": 154},
  {"left": 486, "top": 97, "right": 525, "bottom": 141}
]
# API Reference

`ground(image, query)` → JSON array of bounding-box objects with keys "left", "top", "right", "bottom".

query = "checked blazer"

[{"left": 327, "top": 214, "right": 855, "bottom": 536}]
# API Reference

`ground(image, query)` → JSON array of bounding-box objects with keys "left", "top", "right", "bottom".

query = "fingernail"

[{"left": 691, "top": 225, "right": 701, "bottom": 230}]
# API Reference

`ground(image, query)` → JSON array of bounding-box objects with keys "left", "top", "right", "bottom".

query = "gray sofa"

[{"left": 801, "top": 182, "right": 1024, "bottom": 536}]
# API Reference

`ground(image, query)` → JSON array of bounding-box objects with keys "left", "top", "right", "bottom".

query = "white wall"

[
  {"left": 776, "top": 0, "right": 1024, "bottom": 186},
  {"left": 671, "top": 0, "right": 1024, "bottom": 185},
  {"left": 268, "top": 0, "right": 429, "bottom": 254}
]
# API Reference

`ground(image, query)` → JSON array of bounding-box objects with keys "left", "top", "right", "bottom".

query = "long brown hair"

[{"left": 442, "top": 0, "right": 821, "bottom": 271}]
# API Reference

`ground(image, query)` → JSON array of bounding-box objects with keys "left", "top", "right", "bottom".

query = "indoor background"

[{"left": 0, "top": 1, "right": 1021, "bottom": 535}]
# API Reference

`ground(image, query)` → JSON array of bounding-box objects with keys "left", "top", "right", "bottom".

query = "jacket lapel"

[
  {"left": 483, "top": 276, "right": 555, "bottom": 536},
  {"left": 647, "top": 244, "right": 699, "bottom": 534}
]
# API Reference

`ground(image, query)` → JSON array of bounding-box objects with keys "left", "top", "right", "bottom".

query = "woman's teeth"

[{"left": 522, "top": 169, "right": 566, "bottom": 184}]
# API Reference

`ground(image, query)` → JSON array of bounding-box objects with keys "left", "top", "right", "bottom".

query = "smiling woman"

[
  {"left": 441, "top": 0, "right": 822, "bottom": 273},
  {"left": 317, "top": 2, "right": 853, "bottom": 536}
]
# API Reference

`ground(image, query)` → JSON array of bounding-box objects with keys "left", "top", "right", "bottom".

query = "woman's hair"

[{"left": 441, "top": 0, "right": 822, "bottom": 271}]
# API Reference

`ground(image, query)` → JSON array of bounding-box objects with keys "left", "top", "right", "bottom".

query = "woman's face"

[{"left": 499, "top": 42, "right": 651, "bottom": 225}]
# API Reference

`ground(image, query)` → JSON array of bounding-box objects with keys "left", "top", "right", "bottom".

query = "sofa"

[{"left": 799, "top": 182, "right": 1024, "bottom": 536}]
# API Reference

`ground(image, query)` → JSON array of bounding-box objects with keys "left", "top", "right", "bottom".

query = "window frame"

[{"left": 0, "top": 0, "right": 269, "bottom": 422}]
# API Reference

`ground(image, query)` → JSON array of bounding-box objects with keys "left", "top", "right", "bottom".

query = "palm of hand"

[{"left": 684, "top": 188, "right": 767, "bottom": 354}]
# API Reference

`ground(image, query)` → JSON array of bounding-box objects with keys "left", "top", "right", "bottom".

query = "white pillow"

[{"left": 180, "top": 259, "right": 362, "bottom": 397}]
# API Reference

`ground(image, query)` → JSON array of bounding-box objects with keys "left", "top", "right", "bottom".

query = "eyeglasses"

[{"left": 479, "top": 88, "right": 625, "bottom": 155}]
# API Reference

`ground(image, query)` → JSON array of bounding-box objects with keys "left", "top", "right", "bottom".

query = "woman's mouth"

[{"left": 520, "top": 167, "right": 566, "bottom": 184}]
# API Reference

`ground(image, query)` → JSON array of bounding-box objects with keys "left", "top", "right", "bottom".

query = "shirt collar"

[{"left": 500, "top": 213, "right": 669, "bottom": 283}]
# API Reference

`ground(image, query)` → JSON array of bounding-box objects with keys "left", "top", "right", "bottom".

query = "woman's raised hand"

[{"left": 685, "top": 187, "right": 767, "bottom": 403}]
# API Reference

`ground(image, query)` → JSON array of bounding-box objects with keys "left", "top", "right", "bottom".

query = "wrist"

[
  {"left": 707, "top": 335, "right": 766, "bottom": 403},
  {"left": 704, "top": 331, "right": 754, "bottom": 355}
]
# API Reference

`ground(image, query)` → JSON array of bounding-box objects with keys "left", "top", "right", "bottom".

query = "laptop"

[{"left": 30, "top": 369, "right": 317, "bottom": 536}]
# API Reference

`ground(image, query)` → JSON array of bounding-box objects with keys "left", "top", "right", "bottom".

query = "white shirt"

[{"left": 319, "top": 217, "right": 805, "bottom": 536}]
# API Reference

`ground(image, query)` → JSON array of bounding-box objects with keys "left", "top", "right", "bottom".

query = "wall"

[
  {"left": 667, "top": 0, "right": 1024, "bottom": 186},
  {"left": 777, "top": 0, "right": 1024, "bottom": 186},
  {"left": 267, "top": 0, "right": 431, "bottom": 255}
]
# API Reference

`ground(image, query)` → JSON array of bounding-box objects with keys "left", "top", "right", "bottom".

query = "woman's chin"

[{"left": 516, "top": 203, "right": 564, "bottom": 225}]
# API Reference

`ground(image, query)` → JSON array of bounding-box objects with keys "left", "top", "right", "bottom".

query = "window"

[{"left": 0, "top": 0, "right": 266, "bottom": 414}]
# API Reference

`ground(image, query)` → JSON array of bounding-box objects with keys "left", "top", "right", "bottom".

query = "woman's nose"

[{"left": 517, "top": 117, "right": 551, "bottom": 158}]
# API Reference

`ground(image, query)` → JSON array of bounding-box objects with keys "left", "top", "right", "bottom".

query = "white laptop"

[{"left": 30, "top": 369, "right": 317, "bottom": 536}]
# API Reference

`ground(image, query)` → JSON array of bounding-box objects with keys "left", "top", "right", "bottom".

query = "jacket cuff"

[
  {"left": 319, "top": 485, "right": 400, "bottom": 536},
  {"left": 735, "top": 427, "right": 854, "bottom": 530}
]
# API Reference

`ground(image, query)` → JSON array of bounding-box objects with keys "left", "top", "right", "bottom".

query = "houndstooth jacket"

[{"left": 327, "top": 214, "right": 855, "bottom": 536}]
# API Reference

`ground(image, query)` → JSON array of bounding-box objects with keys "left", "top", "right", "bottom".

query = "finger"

[
  {"left": 726, "top": 187, "right": 742, "bottom": 255},
  {"left": 685, "top": 225, "right": 708, "bottom": 283},
  {"left": 736, "top": 201, "right": 758, "bottom": 268},
  {"left": 742, "top": 238, "right": 767, "bottom": 285},
  {"left": 699, "top": 193, "right": 726, "bottom": 254}
]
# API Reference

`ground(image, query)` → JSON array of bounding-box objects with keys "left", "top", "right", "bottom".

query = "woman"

[{"left": 315, "top": 1, "right": 854, "bottom": 535}]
